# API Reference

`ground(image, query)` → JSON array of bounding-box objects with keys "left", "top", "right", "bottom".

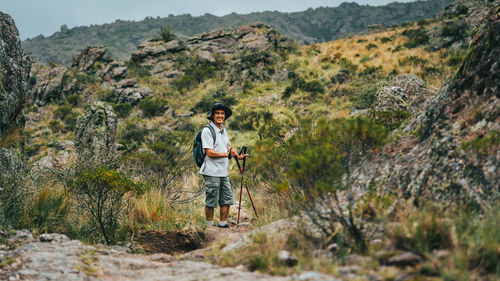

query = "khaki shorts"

[{"left": 203, "top": 175, "right": 234, "bottom": 208}]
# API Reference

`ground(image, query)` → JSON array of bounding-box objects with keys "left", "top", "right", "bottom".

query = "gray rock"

[
  {"left": 0, "top": 12, "right": 31, "bottom": 137},
  {"left": 278, "top": 250, "right": 298, "bottom": 267},
  {"left": 39, "top": 233, "right": 70, "bottom": 243},
  {"left": 72, "top": 46, "right": 112, "bottom": 73},
  {"left": 293, "top": 271, "right": 340, "bottom": 281},
  {"left": 197, "top": 50, "right": 215, "bottom": 63},
  {"left": 12, "top": 230, "right": 34, "bottom": 242},
  {"left": 74, "top": 101, "right": 117, "bottom": 161},
  {"left": 29, "top": 62, "right": 66, "bottom": 105},
  {"left": 387, "top": 252, "right": 421, "bottom": 266}
]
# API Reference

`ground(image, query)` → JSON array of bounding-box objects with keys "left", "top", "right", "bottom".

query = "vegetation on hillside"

[{"left": 2, "top": 1, "right": 499, "bottom": 279}]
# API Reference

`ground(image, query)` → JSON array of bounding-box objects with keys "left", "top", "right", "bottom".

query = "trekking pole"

[
  {"left": 235, "top": 147, "right": 258, "bottom": 225},
  {"left": 241, "top": 147, "right": 258, "bottom": 220},
  {"left": 235, "top": 153, "right": 244, "bottom": 225}
]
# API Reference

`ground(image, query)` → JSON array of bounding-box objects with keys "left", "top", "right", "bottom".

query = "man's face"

[{"left": 213, "top": 109, "right": 225, "bottom": 125}]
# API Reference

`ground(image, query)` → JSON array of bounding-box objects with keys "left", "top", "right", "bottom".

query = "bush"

[
  {"left": 380, "top": 37, "right": 392, "bottom": 43},
  {"left": 402, "top": 28, "right": 429, "bottom": 48},
  {"left": 53, "top": 105, "right": 78, "bottom": 132},
  {"left": 69, "top": 166, "right": 141, "bottom": 244},
  {"left": 138, "top": 97, "right": 168, "bottom": 118},
  {"left": 113, "top": 103, "right": 133, "bottom": 118},
  {"left": 388, "top": 203, "right": 454, "bottom": 255},
  {"left": 67, "top": 94, "right": 81, "bottom": 106},
  {"left": 256, "top": 117, "right": 388, "bottom": 252},
  {"left": 191, "top": 87, "right": 237, "bottom": 114},
  {"left": 159, "top": 25, "right": 176, "bottom": 42},
  {"left": 399, "top": 56, "right": 428, "bottom": 67},
  {"left": 365, "top": 43, "right": 378, "bottom": 50},
  {"left": 53, "top": 105, "right": 73, "bottom": 120},
  {"left": 119, "top": 122, "right": 149, "bottom": 149},
  {"left": 229, "top": 109, "right": 273, "bottom": 131},
  {"left": 370, "top": 110, "right": 411, "bottom": 130}
]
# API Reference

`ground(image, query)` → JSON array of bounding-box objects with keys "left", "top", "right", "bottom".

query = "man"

[{"left": 200, "top": 103, "right": 247, "bottom": 228}]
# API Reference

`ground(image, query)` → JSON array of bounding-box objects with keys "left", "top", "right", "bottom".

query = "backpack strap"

[{"left": 205, "top": 125, "right": 216, "bottom": 145}]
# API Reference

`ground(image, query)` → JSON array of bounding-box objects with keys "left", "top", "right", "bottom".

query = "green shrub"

[
  {"left": 191, "top": 87, "right": 237, "bottom": 114},
  {"left": 248, "top": 254, "right": 270, "bottom": 271},
  {"left": 370, "top": 110, "right": 411, "bottom": 130},
  {"left": 120, "top": 123, "right": 149, "bottom": 147},
  {"left": 360, "top": 56, "right": 372, "bottom": 64},
  {"left": 392, "top": 45, "right": 404, "bottom": 52},
  {"left": 67, "top": 94, "right": 81, "bottom": 106},
  {"left": 229, "top": 109, "right": 273, "bottom": 131},
  {"left": 159, "top": 25, "right": 176, "bottom": 42},
  {"left": 53, "top": 105, "right": 78, "bottom": 132},
  {"left": 138, "top": 97, "right": 167, "bottom": 118},
  {"left": 53, "top": 105, "right": 73, "bottom": 120},
  {"left": 359, "top": 65, "right": 382, "bottom": 77},
  {"left": 113, "top": 103, "right": 133, "bottom": 118},
  {"left": 399, "top": 56, "right": 428, "bottom": 67},
  {"left": 172, "top": 56, "right": 224, "bottom": 92},
  {"left": 351, "top": 82, "right": 378, "bottom": 109},
  {"left": 380, "top": 37, "right": 392, "bottom": 43},
  {"left": 461, "top": 131, "right": 500, "bottom": 154},
  {"left": 256, "top": 117, "right": 388, "bottom": 252},
  {"left": 402, "top": 28, "right": 429, "bottom": 48},
  {"left": 441, "top": 20, "right": 468, "bottom": 41},
  {"left": 69, "top": 166, "right": 140, "bottom": 244},
  {"left": 365, "top": 43, "right": 378, "bottom": 50}
]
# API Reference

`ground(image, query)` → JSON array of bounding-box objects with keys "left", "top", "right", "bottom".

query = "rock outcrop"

[
  {"left": 0, "top": 230, "right": 339, "bottom": 281},
  {"left": 131, "top": 23, "right": 295, "bottom": 83},
  {"left": 74, "top": 101, "right": 117, "bottom": 161},
  {"left": 29, "top": 62, "right": 66, "bottom": 105},
  {"left": 351, "top": 8, "right": 500, "bottom": 207},
  {"left": 0, "top": 11, "right": 31, "bottom": 137},
  {"left": 29, "top": 46, "right": 151, "bottom": 106}
]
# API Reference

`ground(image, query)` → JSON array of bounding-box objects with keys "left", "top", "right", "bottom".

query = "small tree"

[{"left": 70, "top": 166, "right": 140, "bottom": 244}]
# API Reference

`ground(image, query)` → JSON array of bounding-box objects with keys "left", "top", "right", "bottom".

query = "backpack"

[{"left": 193, "top": 125, "right": 216, "bottom": 167}]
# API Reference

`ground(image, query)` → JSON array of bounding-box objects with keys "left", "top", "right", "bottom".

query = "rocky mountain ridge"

[{"left": 22, "top": 0, "right": 453, "bottom": 64}]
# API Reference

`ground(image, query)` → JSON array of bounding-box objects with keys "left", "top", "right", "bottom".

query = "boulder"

[
  {"left": 278, "top": 250, "right": 298, "bottom": 267},
  {"left": 72, "top": 46, "right": 112, "bottom": 73},
  {"left": 39, "top": 233, "right": 70, "bottom": 243},
  {"left": 29, "top": 62, "right": 67, "bottom": 105},
  {"left": 74, "top": 101, "right": 117, "bottom": 161},
  {"left": 371, "top": 74, "right": 431, "bottom": 115},
  {"left": 0, "top": 12, "right": 31, "bottom": 137},
  {"left": 113, "top": 79, "right": 153, "bottom": 105}
]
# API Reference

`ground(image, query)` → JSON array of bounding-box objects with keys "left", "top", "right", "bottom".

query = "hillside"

[
  {"left": 21, "top": 0, "right": 453, "bottom": 65},
  {"left": 1, "top": 0, "right": 500, "bottom": 280}
]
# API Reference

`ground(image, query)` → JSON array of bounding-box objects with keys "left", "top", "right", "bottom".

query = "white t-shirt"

[{"left": 200, "top": 122, "right": 230, "bottom": 177}]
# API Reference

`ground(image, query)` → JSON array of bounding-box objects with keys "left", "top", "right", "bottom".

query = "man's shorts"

[{"left": 203, "top": 175, "right": 234, "bottom": 208}]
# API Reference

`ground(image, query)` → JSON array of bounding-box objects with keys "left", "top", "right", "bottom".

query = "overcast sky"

[{"left": 2, "top": 0, "right": 415, "bottom": 40}]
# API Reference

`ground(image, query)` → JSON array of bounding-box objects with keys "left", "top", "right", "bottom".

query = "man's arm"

[{"left": 204, "top": 148, "right": 230, "bottom": 158}]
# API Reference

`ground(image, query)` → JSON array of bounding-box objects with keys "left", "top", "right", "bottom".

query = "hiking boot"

[{"left": 218, "top": 224, "right": 230, "bottom": 229}]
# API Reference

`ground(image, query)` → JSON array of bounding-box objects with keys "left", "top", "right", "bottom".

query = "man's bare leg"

[
  {"left": 220, "top": 205, "right": 229, "bottom": 222},
  {"left": 205, "top": 206, "right": 214, "bottom": 225}
]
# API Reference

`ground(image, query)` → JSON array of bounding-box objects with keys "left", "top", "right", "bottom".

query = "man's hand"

[{"left": 236, "top": 153, "right": 248, "bottom": 160}]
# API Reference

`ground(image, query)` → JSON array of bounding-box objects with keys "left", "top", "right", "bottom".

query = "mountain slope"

[{"left": 22, "top": 0, "right": 452, "bottom": 65}]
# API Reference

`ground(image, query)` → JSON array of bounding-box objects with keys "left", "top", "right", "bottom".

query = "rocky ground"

[{"left": 0, "top": 229, "right": 338, "bottom": 281}]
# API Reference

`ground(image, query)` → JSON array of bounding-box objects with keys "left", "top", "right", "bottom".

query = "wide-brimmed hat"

[{"left": 207, "top": 103, "right": 232, "bottom": 121}]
